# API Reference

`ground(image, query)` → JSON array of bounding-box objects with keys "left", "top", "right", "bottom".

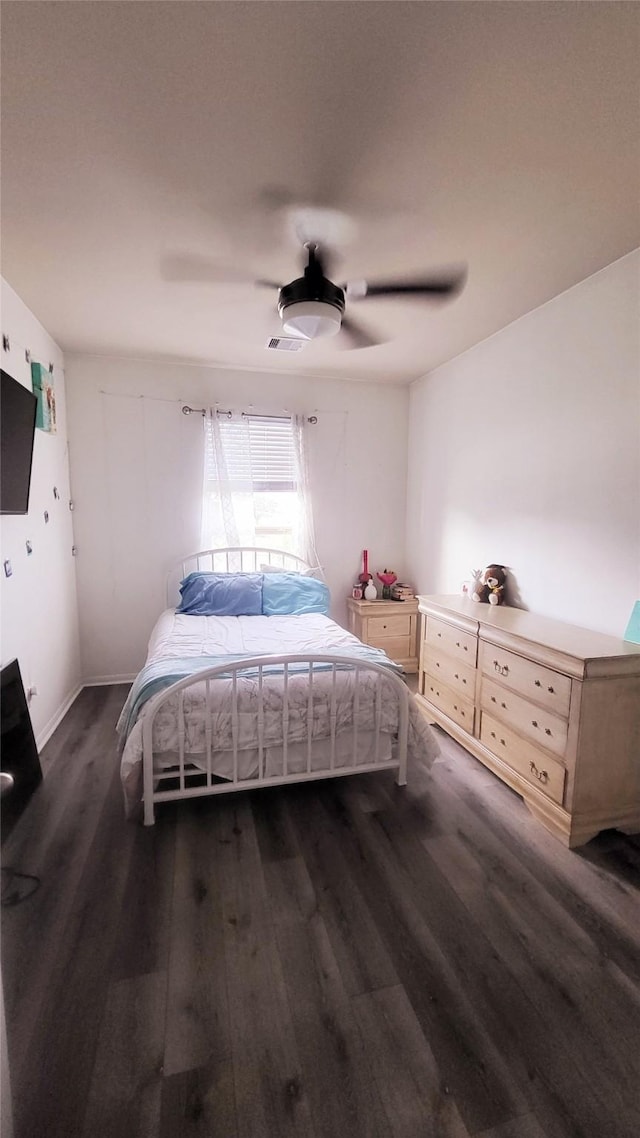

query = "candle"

[{"left": 363, "top": 549, "right": 368, "bottom": 576}]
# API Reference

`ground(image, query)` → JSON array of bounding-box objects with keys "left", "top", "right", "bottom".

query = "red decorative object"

[{"left": 359, "top": 549, "right": 372, "bottom": 586}]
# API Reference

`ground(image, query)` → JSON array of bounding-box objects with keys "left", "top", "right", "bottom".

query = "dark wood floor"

[{"left": 2, "top": 684, "right": 639, "bottom": 1138}]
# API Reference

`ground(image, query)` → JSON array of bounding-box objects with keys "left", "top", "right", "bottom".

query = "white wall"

[
  {"left": 65, "top": 358, "right": 410, "bottom": 682},
  {"left": 406, "top": 250, "right": 640, "bottom": 637},
  {"left": 0, "top": 280, "right": 81, "bottom": 745}
]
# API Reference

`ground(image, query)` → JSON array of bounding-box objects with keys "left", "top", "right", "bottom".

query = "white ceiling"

[{"left": 1, "top": 1, "right": 638, "bottom": 385}]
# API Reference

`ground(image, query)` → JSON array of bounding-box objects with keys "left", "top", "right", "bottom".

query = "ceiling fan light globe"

[{"left": 281, "top": 301, "right": 342, "bottom": 340}]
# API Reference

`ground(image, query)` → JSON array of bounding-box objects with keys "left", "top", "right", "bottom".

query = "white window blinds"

[{"left": 205, "top": 415, "right": 296, "bottom": 492}]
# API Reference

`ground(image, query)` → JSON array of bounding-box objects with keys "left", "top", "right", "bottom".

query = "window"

[{"left": 201, "top": 412, "right": 317, "bottom": 560}]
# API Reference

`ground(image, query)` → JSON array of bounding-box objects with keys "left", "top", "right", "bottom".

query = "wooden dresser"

[
  {"left": 417, "top": 595, "right": 640, "bottom": 847},
  {"left": 347, "top": 597, "right": 419, "bottom": 672}
]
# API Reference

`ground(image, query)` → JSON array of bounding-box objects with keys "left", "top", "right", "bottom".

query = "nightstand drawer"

[
  {"left": 480, "top": 713, "right": 566, "bottom": 805},
  {"left": 481, "top": 677, "right": 568, "bottom": 758},
  {"left": 423, "top": 647, "right": 476, "bottom": 699},
  {"left": 481, "top": 642, "right": 571, "bottom": 718},
  {"left": 368, "top": 614, "right": 412, "bottom": 638},
  {"left": 426, "top": 617, "right": 477, "bottom": 666},
  {"left": 423, "top": 678, "right": 475, "bottom": 732},
  {"left": 369, "top": 635, "right": 411, "bottom": 661}
]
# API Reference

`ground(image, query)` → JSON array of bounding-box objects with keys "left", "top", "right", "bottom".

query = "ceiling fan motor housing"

[{"left": 278, "top": 271, "right": 345, "bottom": 340}]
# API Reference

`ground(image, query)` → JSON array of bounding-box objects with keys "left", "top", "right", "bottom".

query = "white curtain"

[
  {"left": 200, "top": 411, "right": 319, "bottom": 567},
  {"left": 291, "top": 413, "right": 321, "bottom": 568}
]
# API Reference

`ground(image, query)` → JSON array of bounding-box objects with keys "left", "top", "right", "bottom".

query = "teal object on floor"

[{"left": 624, "top": 600, "right": 640, "bottom": 644}]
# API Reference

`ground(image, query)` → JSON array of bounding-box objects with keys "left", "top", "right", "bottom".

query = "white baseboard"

[
  {"left": 36, "top": 683, "right": 84, "bottom": 751},
  {"left": 83, "top": 674, "right": 136, "bottom": 686}
]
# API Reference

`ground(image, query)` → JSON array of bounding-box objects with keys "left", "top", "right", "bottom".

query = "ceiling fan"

[{"left": 249, "top": 242, "right": 467, "bottom": 349}]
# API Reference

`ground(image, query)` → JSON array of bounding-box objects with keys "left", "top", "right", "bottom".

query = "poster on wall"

[{"left": 30, "top": 361, "right": 57, "bottom": 433}]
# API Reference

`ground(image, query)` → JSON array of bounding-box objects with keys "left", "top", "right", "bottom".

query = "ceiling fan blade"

[
  {"left": 339, "top": 314, "right": 382, "bottom": 350},
  {"left": 345, "top": 266, "right": 467, "bottom": 300},
  {"left": 161, "top": 253, "right": 281, "bottom": 289}
]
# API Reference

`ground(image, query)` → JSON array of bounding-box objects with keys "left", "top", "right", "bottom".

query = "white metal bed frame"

[{"left": 141, "top": 548, "right": 409, "bottom": 825}]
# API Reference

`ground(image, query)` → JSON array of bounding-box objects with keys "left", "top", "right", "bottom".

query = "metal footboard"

[{"left": 141, "top": 654, "right": 409, "bottom": 825}]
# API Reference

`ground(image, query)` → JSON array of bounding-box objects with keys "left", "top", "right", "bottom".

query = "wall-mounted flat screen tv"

[{"left": 1, "top": 369, "right": 37, "bottom": 515}]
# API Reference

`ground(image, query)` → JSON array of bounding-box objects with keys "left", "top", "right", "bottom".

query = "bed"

[{"left": 117, "top": 547, "right": 439, "bottom": 824}]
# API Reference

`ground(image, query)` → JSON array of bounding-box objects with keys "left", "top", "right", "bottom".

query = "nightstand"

[{"left": 347, "top": 597, "right": 419, "bottom": 672}]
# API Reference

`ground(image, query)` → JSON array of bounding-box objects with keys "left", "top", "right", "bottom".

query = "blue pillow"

[
  {"left": 177, "top": 572, "right": 262, "bottom": 616},
  {"left": 262, "top": 572, "right": 330, "bottom": 616}
]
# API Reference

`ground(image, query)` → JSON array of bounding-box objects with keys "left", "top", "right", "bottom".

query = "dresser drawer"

[
  {"left": 481, "top": 642, "right": 571, "bottom": 719},
  {"left": 423, "top": 677, "right": 475, "bottom": 732},
  {"left": 423, "top": 647, "right": 476, "bottom": 699},
  {"left": 481, "top": 677, "right": 568, "bottom": 758},
  {"left": 426, "top": 617, "right": 478, "bottom": 666},
  {"left": 368, "top": 613, "right": 412, "bottom": 638},
  {"left": 480, "top": 712, "right": 566, "bottom": 805}
]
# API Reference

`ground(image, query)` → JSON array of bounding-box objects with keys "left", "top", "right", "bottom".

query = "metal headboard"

[{"left": 167, "top": 547, "right": 315, "bottom": 606}]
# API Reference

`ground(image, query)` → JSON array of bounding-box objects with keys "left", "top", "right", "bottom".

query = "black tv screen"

[{"left": 1, "top": 369, "right": 37, "bottom": 515}]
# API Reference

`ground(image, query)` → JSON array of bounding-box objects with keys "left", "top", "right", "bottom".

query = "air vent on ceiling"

[{"left": 266, "top": 336, "right": 306, "bottom": 352}]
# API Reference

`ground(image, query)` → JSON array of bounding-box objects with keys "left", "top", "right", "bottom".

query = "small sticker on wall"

[
  {"left": 3, "top": 560, "right": 12, "bottom": 578},
  {"left": 26, "top": 541, "right": 33, "bottom": 555},
  {"left": 44, "top": 510, "right": 49, "bottom": 524}
]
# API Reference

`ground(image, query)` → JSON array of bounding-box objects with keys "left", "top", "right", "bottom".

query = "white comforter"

[{"left": 119, "top": 610, "right": 439, "bottom": 815}]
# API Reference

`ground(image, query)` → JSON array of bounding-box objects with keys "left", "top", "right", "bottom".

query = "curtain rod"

[{"left": 182, "top": 405, "right": 317, "bottom": 424}]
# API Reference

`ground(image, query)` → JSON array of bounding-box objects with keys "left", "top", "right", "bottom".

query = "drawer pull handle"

[
  {"left": 463, "top": 645, "right": 468, "bottom": 652},
  {"left": 548, "top": 686, "right": 555, "bottom": 694},
  {"left": 500, "top": 739, "right": 505, "bottom": 746},
  {"left": 454, "top": 704, "right": 458, "bottom": 711},
  {"left": 494, "top": 661, "right": 509, "bottom": 676},
  {"left": 535, "top": 679, "right": 541, "bottom": 687},
  {"left": 382, "top": 624, "right": 387, "bottom": 630},
  {"left": 501, "top": 702, "right": 506, "bottom": 709},
  {"left": 545, "top": 728, "right": 552, "bottom": 736},
  {"left": 491, "top": 731, "right": 496, "bottom": 739},
  {"left": 530, "top": 761, "right": 549, "bottom": 784},
  {"left": 491, "top": 696, "right": 496, "bottom": 703},
  {"left": 462, "top": 678, "right": 467, "bottom": 684},
  {"left": 532, "top": 720, "right": 538, "bottom": 728},
  {"left": 454, "top": 673, "right": 459, "bottom": 679},
  {"left": 436, "top": 662, "right": 440, "bottom": 668},
  {"left": 437, "top": 632, "right": 442, "bottom": 638}
]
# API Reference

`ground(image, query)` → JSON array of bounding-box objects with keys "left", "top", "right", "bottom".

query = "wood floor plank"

[
  {"left": 2, "top": 687, "right": 130, "bottom": 1094},
  {"left": 110, "top": 801, "right": 177, "bottom": 982},
  {"left": 214, "top": 796, "right": 317, "bottom": 1138},
  {"left": 293, "top": 785, "right": 530, "bottom": 1136},
  {"left": 472, "top": 1114, "right": 550, "bottom": 1138},
  {"left": 370, "top": 803, "right": 639, "bottom": 1138},
  {"left": 282, "top": 784, "right": 399, "bottom": 997},
  {"left": 8, "top": 726, "right": 137, "bottom": 1138},
  {"left": 163, "top": 799, "right": 232, "bottom": 1077},
  {"left": 261, "top": 854, "right": 318, "bottom": 928},
  {"left": 351, "top": 984, "right": 471, "bottom": 1138},
  {"left": 424, "top": 829, "right": 640, "bottom": 1136},
  {"left": 159, "top": 1059, "right": 237, "bottom": 1138},
  {"left": 431, "top": 734, "right": 640, "bottom": 983},
  {"left": 275, "top": 913, "right": 392, "bottom": 1138},
  {"left": 81, "top": 972, "right": 166, "bottom": 1138},
  {"left": 251, "top": 787, "right": 301, "bottom": 863}
]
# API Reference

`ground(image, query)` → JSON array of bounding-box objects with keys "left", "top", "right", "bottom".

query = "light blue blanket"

[{"left": 116, "top": 646, "right": 403, "bottom": 747}]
